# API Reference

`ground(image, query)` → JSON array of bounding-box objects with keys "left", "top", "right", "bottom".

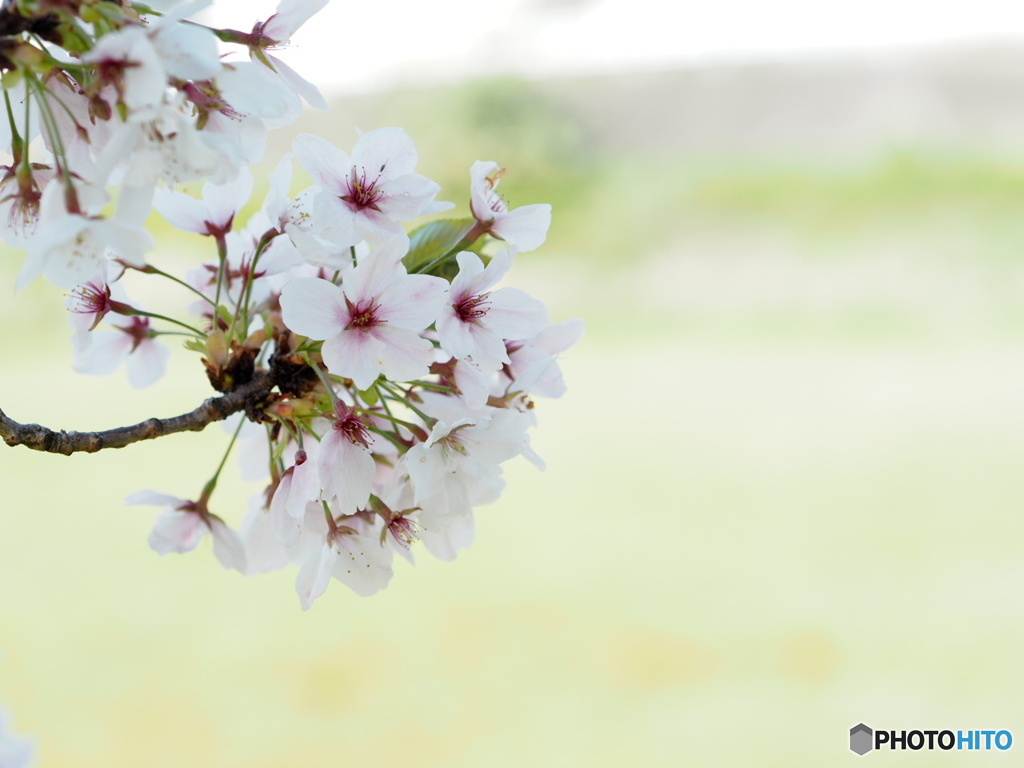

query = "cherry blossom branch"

[
  {"left": 0, "top": 372, "right": 273, "bottom": 455},
  {"left": 0, "top": 2, "right": 57, "bottom": 41}
]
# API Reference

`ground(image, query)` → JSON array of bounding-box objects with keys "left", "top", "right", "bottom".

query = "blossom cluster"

[{"left": 1, "top": 0, "right": 580, "bottom": 609}]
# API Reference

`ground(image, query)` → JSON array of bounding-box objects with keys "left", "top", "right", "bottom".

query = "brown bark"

[{"left": 0, "top": 371, "right": 273, "bottom": 456}]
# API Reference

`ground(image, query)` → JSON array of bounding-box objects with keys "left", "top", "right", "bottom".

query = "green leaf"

[
  {"left": 359, "top": 386, "right": 380, "bottom": 407},
  {"left": 403, "top": 218, "right": 475, "bottom": 273}
]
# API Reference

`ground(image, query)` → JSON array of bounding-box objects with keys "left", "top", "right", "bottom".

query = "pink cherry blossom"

[
  {"left": 72, "top": 314, "right": 170, "bottom": 390},
  {"left": 0, "top": 0, "right": 580, "bottom": 620},
  {"left": 126, "top": 491, "right": 246, "bottom": 572},
  {"left": 154, "top": 168, "right": 253, "bottom": 237},
  {"left": 66, "top": 278, "right": 120, "bottom": 334},
  {"left": 270, "top": 444, "right": 321, "bottom": 545},
  {"left": 379, "top": 464, "right": 480, "bottom": 563},
  {"left": 436, "top": 248, "right": 548, "bottom": 371},
  {"left": 291, "top": 506, "right": 393, "bottom": 609},
  {"left": 0, "top": 162, "right": 52, "bottom": 247},
  {"left": 317, "top": 402, "right": 377, "bottom": 515},
  {"left": 294, "top": 129, "right": 441, "bottom": 248},
  {"left": 279, "top": 247, "right": 447, "bottom": 389}
]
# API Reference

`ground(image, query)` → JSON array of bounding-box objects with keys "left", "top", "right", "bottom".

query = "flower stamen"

[
  {"left": 340, "top": 166, "right": 385, "bottom": 212},
  {"left": 454, "top": 293, "right": 490, "bottom": 323}
]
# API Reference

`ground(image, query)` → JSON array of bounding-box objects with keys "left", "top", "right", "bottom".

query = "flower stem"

[
  {"left": 355, "top": 407, "right": 421, "bottom": 434},
  {"left": 3, "top": 90, "right": 22, "bottom": 161},
  {"left": 366, "top": 425, "right": 407, "bottom": 453},
  {"left": 236, "top": 228, "right": 276, "bottom": 332},
  {"left": 200, "top": 415, "right": 246, "bottom": 504},
  {"left": 213, "top": 232, "right": 229, "bottom": 313},
  {"left": 378, "top": 381, "right": 436, "bottom": 428},
  {"left": 126, "top": 308, "right": 205, "bottom": 336},
  {"left": 302, "top": 353, "right": 340, "bottom": 409},
  {"left": 139, "top": 264, "right": 215, "bottom": 306}
]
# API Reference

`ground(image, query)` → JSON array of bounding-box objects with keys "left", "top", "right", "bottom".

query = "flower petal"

[
  {"left": 148, "top": 509, "right": 205, "bottom": 554},
  {"left": 280, "top": 277, "right": 347, "bottom": 339},
  {"left": 294, "top": 134, "right": 352, "bottom": 196},
  {"left": 321, "top": 329, "right": 383, "bottom": 389},
  {"left": 377, "top": 173, "right": 440, "bottom": 221},
  {"left": 353, "top": 127, "right": 418, "bottom": 180},
  {"left": 318, "top": 430, "right": 375, "bottom": 515},
  {"left": 125, "top": 338, "right": 170, "bottom": 389},
  {"left": 209, "top": 518, "right": 247, "bottom": 573},
  {"left": 374, "top": 324, "right": 436, "bottom": 383},
  {"left": 270, "top": 471, "right": 304, "bottom": 546},
  {"left": 491, "top": 204, "right": 552, "bottom": 251},
  {"left": 482, "top": 287, "right": 548, "bottom": 341},
  {"left": 377, "top": 273, "right": 447, "bottom": 330},
  {"left": 295, "top": 542, "right": 334, "bottom": 610}
]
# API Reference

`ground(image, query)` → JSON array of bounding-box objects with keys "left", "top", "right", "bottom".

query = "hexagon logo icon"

[{"left": 850, "top": 723, "right": 873, "bottom": 756}]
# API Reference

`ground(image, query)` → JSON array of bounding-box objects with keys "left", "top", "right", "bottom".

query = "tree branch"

[
  {"left": 0, "top": 0, "right": 59, "bottom": 43},
  {"left": 0, "top": 371, "right": 274, "bottom": 456}
]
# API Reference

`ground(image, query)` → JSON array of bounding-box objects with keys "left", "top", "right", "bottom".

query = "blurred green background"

[{"left": 6, "top": 53, "right": 1024, "bottom": 766}]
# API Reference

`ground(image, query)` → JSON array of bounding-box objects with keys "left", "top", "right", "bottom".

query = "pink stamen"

[
  {"left": 344, "top": 296, "right": 382, "bottom": 331},
  {"left": 341, "top": 166, "right": 385, "bottom": 212},
  {"left": 387, "top": 515, "right": 420, "bottom": 549},
  {"left": 455, "top": 293, "right": 490, "bottom": 323},
  {"left": 333, "top": 405, "right": 371, "bottom": 448}
]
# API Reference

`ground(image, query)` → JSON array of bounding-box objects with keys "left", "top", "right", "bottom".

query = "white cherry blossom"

[
  {"left": 500, "top": 318, "right": 585, "bottom": 398},
  {"left": 248, "top": 0, "right": 330, "bottom": 111},
  {"left": 469, "top": 161, "right": 552, "bottom": 251},
  {"left": 83, "top": 26, "right": 166, "bottom": 110},
  {"left": 316, "top": 403, "right": 376, "bottom": 515},
  {"left": 270, "top": 442, "right": 321, "bottom": 545},
  {"left": 291, "top": 506, "right": 393, "bottom": 609},
  {"left": 155, "top": 168, "right": 253, "bottom": 237},
  {"left": 0, "top": 0, "right": 579, "bottom": 624},
  {"left": 295, "top": 129, "right": 441, "bottom": 248},
  {"left": 72, "top": 314, "right": 170, "bottom": 390},
  {"left": 240, "top": 494, "right": 290, "bottom": 575},
  {"left": 16, "top": 180, "right": 152, "bottom": 291},
  {"left": 378, "top": 470, "right": 477, "bottom": 563},
  {"left": 0, "top": 163, "right": 52, "bottom": 247},
  {"left": 279, "top": 246, "right": 447, "bottom": 389},
  {"left": 126, "top": 491, "right": 247, "bottom": 572},
  {"left": 436, "top": 248, "right": 548, "bottom": 371},
  {"left": 93, "top": 99, "right": 232, "bottom": 187},
  {"left": 147, "top": 1, "right": 221, "bottom": 82},
  {"left": 215, "top": 60, "right": 296, "bottom": 124}
]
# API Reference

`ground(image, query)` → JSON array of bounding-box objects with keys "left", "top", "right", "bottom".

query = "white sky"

[{"left": 205, "top": 0, "right": 1024, "bottom": 94}]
